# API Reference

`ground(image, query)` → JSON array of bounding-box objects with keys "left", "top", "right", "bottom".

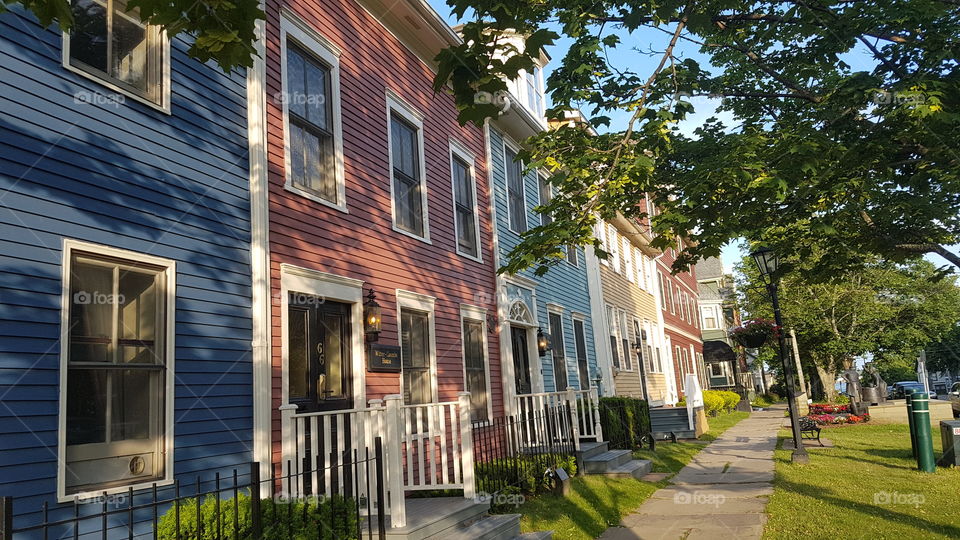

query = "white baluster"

[
  {"left": 279, "top": 404, "right": 297, "bottom": 497},
  {"left": 458, "top": 392, "right": 475, "bottom": 499},
  {"left": 384, "top": 395, "right": 405, "bottom": 528}
]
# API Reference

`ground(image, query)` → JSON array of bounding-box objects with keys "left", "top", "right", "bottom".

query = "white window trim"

[
  {"left": 502, "top": 137, "right": 527, "bottom": 235},
  {"left": 57, "top": 239, "right": 176, "bottom": 502},
  {"left": 279, "top": 264, "right": 366, "bottom": 410},
  {"left": 460, "top": 304, "right": 493, "bottom": 421},
  {"left": 279, "top": 13, "right": 347, "bottom": 212},
  {"left": 62, "top": 17, "right": 172, "bottom": 114},
  {"left": 449, "top": 139, "right": 482, "bottom": 262},
  {"left": 570, "top": 312, "right": 589, "bottom": 389},
  {"left": 546, "top": 305, "right": 570, "bottom": 390},
  {"left": 387, "top": 91, "right": 430, "bottom": 243},
  {"left": 538, "top": 170, "right": 552, "bottom": 227},
  {"left": 396, "top": 289, "right": 439, "bottom": 403}
]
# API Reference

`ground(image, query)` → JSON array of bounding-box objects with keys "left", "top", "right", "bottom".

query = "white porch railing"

[
  {"left": 514, "top": 388, "right": 604, "bottom": 451},
  {"left": 280, "top": 392, "right": 475, "bottom": 529}
]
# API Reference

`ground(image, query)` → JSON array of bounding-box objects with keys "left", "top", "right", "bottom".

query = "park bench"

[{"left": 798, "top": 417, "right": 823, "bottom": 447}]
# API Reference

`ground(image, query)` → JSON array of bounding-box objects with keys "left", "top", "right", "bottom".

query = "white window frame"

[
  {"left": 460, "top": 304, "right": 492, "bottom": 422},
  {"left": 538, "top": 171, "right": 553, "bottom": 227},
  {"left": 618, "top": 308, "right": 633, "bottom": 372},
  {"left": 387, "top": 91, "right": 430, "bottom": 243},
  {"left": 606, "top": 304, "right": 621, "bottom": 370},
  {"left": 608, "top": 224, "right": 620, "bottom": 270},
  {"left": 57, "top": 239, "right": 176, "bottom": 502},
  {"left": 571, "top": 313, "right": 589, "bottom": 389},
  {"left": 279, "top": 13, "right": 347, "bottom": 212},
  {"left": 397, "top": 289, "right": 438, "bottom": 403},
  {"left": 62, "top": 6, "right": 172, "bottom": 113},
  {"left": 547, "top": 304, "right": 570, "bottom": 391},
  {"left": 449, "top": 139, "right": 482, "bottom": 261},
  {"left": 503, "top": 137, "right": 527, "bottom": 235}
]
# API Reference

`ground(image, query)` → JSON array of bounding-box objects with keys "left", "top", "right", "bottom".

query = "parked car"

[
  {"left": 949, "top": 382, "right": 960, "bottom": 417},
  {"left": 890, "top": 381, "right": 926, "bottom": 399}
]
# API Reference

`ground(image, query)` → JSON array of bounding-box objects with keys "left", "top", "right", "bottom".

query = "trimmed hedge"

[
  {"left": 680, "top": 390, "right": 742, "bottom": 416},
  {"left": 598, "top": 397, "right": 651, "bottom": 450}
]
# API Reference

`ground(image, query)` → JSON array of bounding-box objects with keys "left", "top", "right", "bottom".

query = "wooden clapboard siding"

[
  {"left": 264, "top": 0, "right": 501, "bottom": 463},
  {"left": 0, "top": 5, "right": 253, "bottom": 512},
  {"left": 657, "top": 244, "right": 704, "bottom": 397},
  {"left": 487, "top": 127, "right": 599, "bottom": 393}
]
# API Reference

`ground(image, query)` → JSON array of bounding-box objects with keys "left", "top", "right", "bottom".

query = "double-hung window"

[
  {"left": 548, "top": 311, "right": 567, "bottom": 391},
  {"left": 573, "top": 318, "right": 589, "bottom": 388},
  {"left": 400, "top": 309, "right": 432, "bottom": 404},
  {"left": 391, "top": 112, "right": 426, "bottom": 237},
  {"left": 566, "top": 245, "right": 578, "bottom": 266},
  {"left": 505, "top": 146, "right": 527, "bottom": 233},
  {"left": 619, "top": 310, "right": 632, "bottom": 371},
  {"left": 66, "top": 0, "right": 167, "bottom": 108},
  {"left": 62, "top": 243, "right": 172, "bottom": 496},
  {"left": 607, "top": 305, "right": 620, "bottom": 369},
  {"left": 461, "top": 314, "right": 488, "bottom": 421},
  {"left": 538, "top": 173, "right": 553, "bottom": 226},
  {"left": 451, "top": 149, "right": 479, "bottom": 258},
  {"left": 286, "top": 44, "right": 337, "bottom": 202}
]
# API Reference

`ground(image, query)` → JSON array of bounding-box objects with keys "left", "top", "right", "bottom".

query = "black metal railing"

[
  {"left": 472, "top": 405, "right": 577, "bottom": 500},
  {"left": 1, "top": 439, "right": 386, "bottom": 540}
]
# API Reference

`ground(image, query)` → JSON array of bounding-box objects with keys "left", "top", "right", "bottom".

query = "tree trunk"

[{"left": 814, "top": 362, "right": 837, "bottom": 403}]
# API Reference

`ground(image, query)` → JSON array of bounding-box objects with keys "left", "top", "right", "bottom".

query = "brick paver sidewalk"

[{"left": 600, "top": 406, "right": 785, "bottom": 540}]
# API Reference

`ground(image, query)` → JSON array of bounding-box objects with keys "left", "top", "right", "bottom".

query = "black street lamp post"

[{"left": 751, "top": 246, "right": 809, "bottom": 464}]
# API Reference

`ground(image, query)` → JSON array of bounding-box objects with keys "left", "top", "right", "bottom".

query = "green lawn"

[
  {"left": 764, "top": 423, "right": 960, "bottom": 539},
  {"left": 517, "top": 476, "right": 661, "bottom": 540},
  {"left": 633, "top": 410, "right": 751, "bottom": 473},
  {"left": 511, "top": 410, "right": 753, "bottom": 539}
]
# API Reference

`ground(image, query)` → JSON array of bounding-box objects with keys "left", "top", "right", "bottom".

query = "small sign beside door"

[{"left": 369, "top": 344, "right": 402, "bottom": 372}]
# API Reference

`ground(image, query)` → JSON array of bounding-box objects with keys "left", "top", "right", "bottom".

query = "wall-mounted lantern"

[
  {"left": 537, "top": 327, "right": 552, "bottom": 357},
  {"left": 633, "top": 329, "right": 647, "bottom": 355},
  {"left": 363, "top": 289, "right": 382, "bottom": 342}
]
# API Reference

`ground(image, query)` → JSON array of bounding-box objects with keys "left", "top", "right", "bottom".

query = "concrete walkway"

[{"left": 600, "top": 406, "right": 785, "bottom": 540}]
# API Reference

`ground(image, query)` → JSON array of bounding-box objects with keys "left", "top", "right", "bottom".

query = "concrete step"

[
  {"left": 583, "top": 449, "right": 632, "bottom": 473},
  {"left": 652, "top": 430, "right": 697, "bottom": 440},
  {"left": 578, "top": 441, "right": 609, "bottom": 460},
  {"left": 602, "top": 459, "right": 653, "bottom": 479},
  {"left": 434, "top": 514, "right": 521, "bottom": 540},
  {"left": 385, "top": 498, "right": 489, "bottom": 540},
  {"left": 514, "top": 531, "right": 553, "bottom": 540}
]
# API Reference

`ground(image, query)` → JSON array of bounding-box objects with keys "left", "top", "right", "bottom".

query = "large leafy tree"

[
  {"left": 926, "top": 324, "right": 960, "bottom": 376},
  {"left": 3, "top": 0, "right": 263, "bottom": 70},
  {"left": 738, "top": 253, "right": 960, "bottom": 401},
  {"left": 434, "top": 0, "right": 960, "bottom": 277}
]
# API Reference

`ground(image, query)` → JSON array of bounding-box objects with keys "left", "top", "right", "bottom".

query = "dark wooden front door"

[
  {"left": 288, "top": 294, "right": 352, "bottom": 412},
  {"left": 511, "top": 325, "right": 532, "bottom": 395}
]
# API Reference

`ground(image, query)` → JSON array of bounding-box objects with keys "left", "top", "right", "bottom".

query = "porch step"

[
  {"left": 602, "top": 459, "right": 653, "bottom": 479},
  {"left": 434, "top": 513, "right": 521, "bottom": 540},
  {"left": 514, "top": 532, "right": 553, "bottom": 540},
  {"left": 578, "top": 441, "right": 609, "bottom": 460},
  {"left": 583, "top": 449, "right": 632, "bottom": 473},
  {"left": 384, "top": 497, "right": 489, "bottom": 540},
  {"left": 651, "top": 430, "right": 697, "bottom": 440}
]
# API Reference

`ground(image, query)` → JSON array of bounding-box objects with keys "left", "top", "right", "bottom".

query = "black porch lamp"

[
  {"left": 750, "top": 246, "right": 808, "bottom": 464},
  {"left": 633, "top": 329, "right": 648, "bottom": 355},
  {"left": 363, "top": 289, "right": 382, "bottom": 342},
  {"left": 537, "top": 327, "right": 552, "bottom": 357}
]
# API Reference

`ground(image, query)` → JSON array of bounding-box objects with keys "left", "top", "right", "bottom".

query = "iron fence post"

[
  {"left": 250, "top": 462, "right": 262, "bottom": 539},
  {"left": 1, "top": 496, "right": 12, "bottom": 540}
]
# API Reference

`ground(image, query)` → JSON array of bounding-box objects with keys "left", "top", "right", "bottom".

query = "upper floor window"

[
  {"left": 66, "top": 0, "right": 167, "bottom": 108},
  {"left": 505, "top": 146, "right": 527, "bottom": 233},
  {"left": 281, "top": 17, "right": 345, "bottom": 210},
  {"left": 538, "top": 173, "right": 552, "bottom": 226},
  {"left": 565, "top": 245, "right": 578, "bottom": 266},
  {"left": 525, "top": 66, "right": 544, "bottom": 117},
  {"left": 450, "top": 146, "right": 479, "bottom": 258},
  {"left": 388, "top": 97, "right": 429, "bottom": 239},
  {"left": 702, "top": 306, "right": 718, "bottom": 329}
]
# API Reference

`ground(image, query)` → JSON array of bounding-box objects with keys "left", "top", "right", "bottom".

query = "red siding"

[
  {"left": 264, "top": 0, "right": 501, "bottom": 464},
  {"left": 657, "top": 243, "right": 704, "bottom": 397}
]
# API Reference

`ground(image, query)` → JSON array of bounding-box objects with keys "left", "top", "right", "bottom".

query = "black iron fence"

[
  {"left": 472, "top": 404, "right": 578, "bottom": 501},
  {"left": 1, "top": 439, "right": 386, "bottom": 540}
]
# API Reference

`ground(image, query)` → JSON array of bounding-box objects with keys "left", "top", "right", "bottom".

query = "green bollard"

[
  {"left": 912, "top": 392, "right": 936, "bottom": 473},
  {"left": 905, "top": 390, "right": 918, "bottom": 459}
]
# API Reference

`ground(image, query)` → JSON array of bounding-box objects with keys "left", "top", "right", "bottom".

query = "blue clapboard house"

[
  {"left": 0, "top": 2, "right": 253, "bottom": 527},
  {"left": 486, "top": 40, "right": 600, "bottom": 410}
]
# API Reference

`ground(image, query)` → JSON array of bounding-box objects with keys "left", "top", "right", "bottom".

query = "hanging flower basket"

[{"left": 730, "top": 319, "right": 780, "bottom": 348}]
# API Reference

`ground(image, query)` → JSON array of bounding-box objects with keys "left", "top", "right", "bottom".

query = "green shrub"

[
  {"left": 833, "top": 394, "right": 851, "bottom": 405},
  {"left": 597, "top": 397, "right": 651, "bottom": 449},
  {"left": 475, "top": 453, "right": 577, "bottom": 497},
  {"left": 720, "top": 391, "right": 741, "bottom": 412},
  {"left": 157, "top": 493, "right": 358, "bottom": 540},
  {"left": 702, "top": 391, "right": 725, "bottom": 416}
]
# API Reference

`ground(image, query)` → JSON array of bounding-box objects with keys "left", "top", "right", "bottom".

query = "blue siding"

[
  {"left": 0, "top": 6, "right": 253, "bottom": 521},
  {"left": 489, "top": 128, "right": 598, "bottom": 392}
]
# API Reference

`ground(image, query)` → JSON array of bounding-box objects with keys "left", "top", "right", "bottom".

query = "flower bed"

[
  {"left": 808, "top": 403, "right": 850, "bottom": 415},
  {"left": 806, "top": 412, "right": 870, "bottom": 425}
]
